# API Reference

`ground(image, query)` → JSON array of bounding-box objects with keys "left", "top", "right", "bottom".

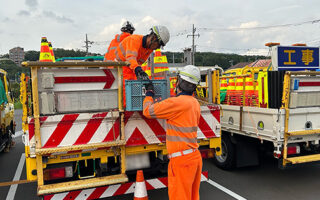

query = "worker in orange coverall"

[
  {"left": 114, "top": 25, "right": 170, "bottom": 106},
  {"left": 143, "top": 65, "right": 202, "bottom": 200},
  {"left": 104, "top": 21, "right": 135, "bottom": 61}
]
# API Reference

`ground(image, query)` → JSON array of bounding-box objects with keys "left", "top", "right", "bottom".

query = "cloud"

[
  {"left": 25, "top": 0, "right": 38, "bottom": 9},
  {"left": 42, "top": 11, "right": 74, "bottom": 23},
  {"left": 17, "top": 10, "right": 31, "bottom": 16},
  {"left": 2, "top": 17, "right": 12, "bottom": 22},
  {"left": 99, "top": 21, "right": 123, "bottom": 38}
]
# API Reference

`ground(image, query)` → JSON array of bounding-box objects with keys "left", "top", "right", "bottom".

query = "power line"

[{"left": 198, "top": 19, "right": 320, "bottom": 32}]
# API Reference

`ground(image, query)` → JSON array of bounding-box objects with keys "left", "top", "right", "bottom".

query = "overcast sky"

[{"left": 1, "top": 0, "right": 320, "bottom": 56}]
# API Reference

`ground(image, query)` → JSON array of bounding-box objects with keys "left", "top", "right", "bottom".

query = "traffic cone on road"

[
  {"left": 39, "top": 37, "right": 52, "bottom": 62},
  {"left": 133, "top": 170, "right": 148, "bottom": 200},
  {"left": 48, "top": 42, "right": 56, "bottom": 62}
]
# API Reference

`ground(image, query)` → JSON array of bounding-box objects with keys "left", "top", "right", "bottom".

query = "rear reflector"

[
  {"left": 44, "top": 166, "right": 73, "bottom": 181},
  {"left": 200, "top": 149, "right": 214, "bottom": 159},
  {"left": 287, "top": 145, "right": 300, "bottom": 155},
  {"left": 49, "top": 168, "right": 65, "bottom": 180}
]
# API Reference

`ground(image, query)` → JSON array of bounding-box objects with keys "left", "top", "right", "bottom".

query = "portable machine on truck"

[
  {"left": 20, "top": 57, "right": 221, "bottom": 199},
  {"left": 0, "top": 68, "right": 15, "bottom": 153},
  {"left": 214, "top": 43, "right": 320, "bottom": 169}
]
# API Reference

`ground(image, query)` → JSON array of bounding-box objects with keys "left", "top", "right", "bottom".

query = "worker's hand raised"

[{"left": 135, "top": 66, "right": 149, "bottom": 80}]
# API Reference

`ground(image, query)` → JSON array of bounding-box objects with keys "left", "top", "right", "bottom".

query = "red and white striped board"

[
  {"left": 27, "top": 105, "right": 220, "bottom": 154},
  {"left": 28, "top": 111, "right": 120, "bottom": 150},
  {"left": 43, "top": 171, "right": 209, "bottom": 200},
  {"left": 124, "top": 105, "right": 220, "bottom": 146}
]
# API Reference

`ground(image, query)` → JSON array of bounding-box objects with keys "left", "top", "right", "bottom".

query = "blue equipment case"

[{"left": 125, "top": 80, "right": 168, "bottom": 111}]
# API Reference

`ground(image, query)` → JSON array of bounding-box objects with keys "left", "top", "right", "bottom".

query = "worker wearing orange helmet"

[
  {"left": 104, "top": 21, "right": 135, "bottom": 61},
  {"left": 115, "top": 25, "right": 170, "bottom": 106},
  {"left": 143, "top": 65, "right": 202, "bottom": 200}
]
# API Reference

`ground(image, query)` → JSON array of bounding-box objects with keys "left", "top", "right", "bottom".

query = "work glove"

[
  {"left": 135, "top": 66, "right": 149, "bottom": 80},
  {"left": 144, "top": 81, "right": 154, "bottom": 97}
]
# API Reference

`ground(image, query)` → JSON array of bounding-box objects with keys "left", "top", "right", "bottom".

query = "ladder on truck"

[
  {"left": 282, "top": 71, "right": 320, "bottom": 167},
  {"left": 22, "top": 61, "right": 129, "bottom": 195}
]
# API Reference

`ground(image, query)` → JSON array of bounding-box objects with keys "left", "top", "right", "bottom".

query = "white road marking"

[
  {"left": 6, "top": 153, "right": 26, "bottom": 200},
  {"left": 206, "top": 179, "right": 247, "bottom": 200},
  {"left": 13, "top": 130, "right": 23, "bottom": 138}
]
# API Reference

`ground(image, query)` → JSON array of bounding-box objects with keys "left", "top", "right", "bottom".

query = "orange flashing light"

[
  {"left": 292, "top": 43, "right": 307, "bottom": 46},
  {"left": 265, "top": 42, "right": 280, "bottom": 47}
]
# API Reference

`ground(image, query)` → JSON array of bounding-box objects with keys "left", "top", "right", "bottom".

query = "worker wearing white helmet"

[
  {"left": 115, "top": 25, "right": 170, "bottom": 106},
  {"left": 104, "top": 21, "right": 135, "bottom": 61},
  {"left": 143, "top": 65, "right": 202, "bottom": 200}
]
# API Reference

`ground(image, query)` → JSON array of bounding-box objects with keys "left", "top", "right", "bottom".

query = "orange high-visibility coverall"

[
  {"left": 143, "top": 93, "right": 202, "bottom": 200},
  {"left": 104, "top": 32, "right": 131, "bottom": 61},
  {"left": 115, "top": 35, "right": 153, "bottom": 106}
]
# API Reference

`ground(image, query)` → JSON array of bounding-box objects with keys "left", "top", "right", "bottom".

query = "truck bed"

[{"left": 221, "top": 105, "right": 320, "bottom": 143}]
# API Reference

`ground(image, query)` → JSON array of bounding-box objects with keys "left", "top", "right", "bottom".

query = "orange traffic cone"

[
  {"left": 39, "top": 37, "right": 52, "bottom": 62},
  {"left": 48, "top": 42, "right": 56, "bottom": 62},
  {"left": 133, "top": 170, "right": 148, "bottom": 200}
]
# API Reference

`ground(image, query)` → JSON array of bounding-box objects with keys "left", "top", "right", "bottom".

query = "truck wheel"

[{"left": 213, "top": 135, "right": 235, "bottom": 170}]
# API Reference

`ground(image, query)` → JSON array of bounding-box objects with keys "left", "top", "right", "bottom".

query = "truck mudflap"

[{"left": 42, "top": 171, "right": 208, "bottom": 200}]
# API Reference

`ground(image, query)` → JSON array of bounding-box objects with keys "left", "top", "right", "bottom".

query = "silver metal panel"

[
  {"left": 56, "top": 90, "right": 118, "bottom": 113},
  {"left": 290, "top": 92, "right": 320, "bottom": 108},
  {"left": 37, "top": 68, "right": 119, "bottom": 114},
  {"left": 40, "top": 92, "right": 56, "bottom": 115}
]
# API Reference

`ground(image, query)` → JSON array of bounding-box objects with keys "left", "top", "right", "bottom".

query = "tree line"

[
  {"left": 0, "top": 48, "right": 267, "bottom": 100},
  {"left": 164, "top": 52, "right": 267, "bottom": 70}
]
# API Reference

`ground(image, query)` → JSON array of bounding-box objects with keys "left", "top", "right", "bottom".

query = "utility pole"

[
  {"left": 172, "top": 52, "right": 175, "bottom": 64},
  {"left": 187, "top": 24, "right": 200, "bottom": 65},
  {"left": 83, "top": 34, "right": 94, "bottom": 55}
]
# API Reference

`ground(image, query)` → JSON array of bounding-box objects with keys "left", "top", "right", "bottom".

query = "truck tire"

[{"left": 213, "top": 134, "right": 235, "bottom": 170}]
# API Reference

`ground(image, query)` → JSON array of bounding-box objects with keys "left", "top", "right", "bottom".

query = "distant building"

[{"left": 9, "top": 47, "right": 25, "bottom": 65}]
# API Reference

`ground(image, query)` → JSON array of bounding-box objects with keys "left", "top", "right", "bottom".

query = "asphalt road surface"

[{"left": 1, "top": 109, "right": 320, "bottom": 200}]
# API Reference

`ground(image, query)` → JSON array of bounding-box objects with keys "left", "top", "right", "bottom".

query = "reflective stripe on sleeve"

[
  {"left": 116, "top": 34, "right": 121, "bottom": 42},
  {"left": 115, "top": 50, "right": 121, "bottom": 61},
  {"left": 126, "top": 50, "right": 138, "bottom": 57},
  {"left": 143, "top": 101, "right": 153, "bottom": 108},
  {"left": 167, "top": 124, "right": 198, "bottom": 133},
  {"left": 166, "top": 135, "right": 197, "bottom": 143},
  {"left": 119, "top": 43, "right": 126, "bottom": 57},
  {"left": 148, "top": 104, "right": 156, "bottom": 118},
  {"left": 109, "top": 46, "right": 117, "bottom": 50},
  {"left": 127, "top": 56, "right": 137, "bottom": 61}
]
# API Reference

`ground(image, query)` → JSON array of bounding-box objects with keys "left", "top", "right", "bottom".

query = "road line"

[
  {"left": 6, "top": 153, "right": 25, "bottom": 200},
  {"left": 206, "top": 179, "right": 247, "bottom": 200},
  {"left": 13, "top": 130, "right": 23, "bottom": 138}
]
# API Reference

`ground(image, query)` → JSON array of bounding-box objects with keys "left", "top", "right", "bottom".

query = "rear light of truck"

[
  {"left": 44, "top": 166, "right": 73, "bottom": 181},
  {"left": 200, "top": 149, "right": 214, "bottom": 158},
  {"left": 287, "top": 145, "right": 300, "bottom": 155},
  {"left": 274, "top": 145, "right": 301, "bottom": 158}
]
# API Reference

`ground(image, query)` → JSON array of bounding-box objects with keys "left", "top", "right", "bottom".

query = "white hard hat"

[
  {"left": 179, "top": 65, "right": 200, "bottom": 85},
  {"left": 152, "top": 25, "right": 170, "bottom": 47}
]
